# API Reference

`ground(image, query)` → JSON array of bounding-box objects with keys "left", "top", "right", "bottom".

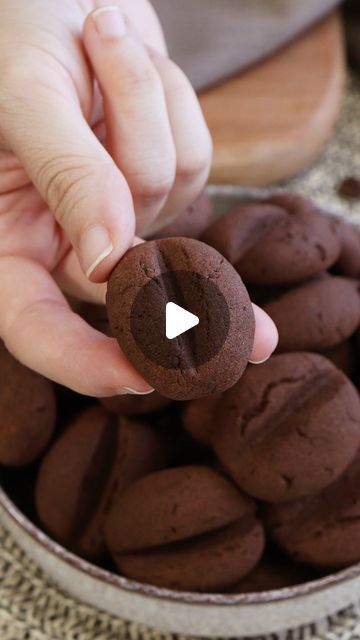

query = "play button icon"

[
  {"left": 129, "top": 270, "right": 230, "bottom": 370},
  {"left": 106, "top": 238, "right": 255, "bottom": 399},
  {"left": 165, "top": 302, "right": 199, "bottom": 340}
]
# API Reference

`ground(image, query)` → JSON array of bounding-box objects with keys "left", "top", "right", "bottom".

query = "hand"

[{"left": 0, "top": 0, "right": 277, "bottom": 396}]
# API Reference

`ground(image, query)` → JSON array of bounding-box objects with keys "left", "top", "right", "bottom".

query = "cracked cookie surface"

[
  {"left": 267, "top": 453, "right": 360, "bottom": 567},
  {"left": 213, "top": 352, "right": 360, "bottom": 503}
]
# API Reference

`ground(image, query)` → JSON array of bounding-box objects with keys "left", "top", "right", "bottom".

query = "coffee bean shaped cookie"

[
  {"left": 332, "top": 217, "right": 360, "bottom": 278},
  {"left": 0, "top": 342, "right": 56, "bottom": 466},
  {"left": 79, "top": 304, "right": 173, "bottom": 415},
  {"left": 213, "top": 353, "right": 360, "bottom": 503},
  {"left": 267, "top": 453, "right": 360, "bottom": 568},
  {"left": 100, "top": 391, "right": 172, "bottom": 416},
  {"left": 105, "top": 466, "right": 265, "bottom": 591},
  {"left": 230, "top": 554, "right": 314, "bottom": 594},
  {"left": 182, "top": 394, "right": 222, "bottom": 445},
  {"left": 154, "top": 405, "right": 215, "bottom": 468},
  {"left": 201, "top": 203, "right": 287, "bottom": 265},
  {"left": 106, "top": 238, "right": 255, "bottom": 400},
  {"left": 79, "top": 302, "right": 172, "bottom": 416},
  {"left": 35, "top": 406, "right": 164, "bottom": 559},
  {"left": 263, "top": 275, "right": 360, "bottom": 352},
  {"left": 321, "top": 341, "right": 355, "bottom": 377},
  {"left": 149, "top": 191, "right": 213, "bottom": 240},
  {"left": 235, "top": 194, "right": 340, "bottom": 284}
]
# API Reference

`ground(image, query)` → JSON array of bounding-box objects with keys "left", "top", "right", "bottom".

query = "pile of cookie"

[{"left": 1, "top": 191, "right": 360, "bottom": 594}]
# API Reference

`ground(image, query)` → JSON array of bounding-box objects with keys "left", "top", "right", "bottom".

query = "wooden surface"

[{"left": 199, "top": 12, "right": 345, "bottom": 186}]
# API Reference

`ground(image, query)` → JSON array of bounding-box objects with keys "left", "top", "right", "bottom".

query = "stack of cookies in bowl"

[{"left": 0, "top": 190, "right": 359, "bottom": 632}]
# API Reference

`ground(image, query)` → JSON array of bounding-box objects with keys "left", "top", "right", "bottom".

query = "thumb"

[{"left": 0, "top": 84, "right": 135, "bottom": 282}]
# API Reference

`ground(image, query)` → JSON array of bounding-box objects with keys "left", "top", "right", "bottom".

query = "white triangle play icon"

[{"left": 166, "top": 302, "right": 199, "bottom": 340}]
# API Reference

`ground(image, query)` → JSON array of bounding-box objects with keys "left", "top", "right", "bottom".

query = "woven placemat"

[
  {"left": 1, "top": 520, "right": 360, "bottom": 640},
  {"left": 0, "top": 75, "right": 359, "bottom": 640}
]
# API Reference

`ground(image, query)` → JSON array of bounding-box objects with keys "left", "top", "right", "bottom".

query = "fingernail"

[
  {"left": 80, "top": 224, "right": 114, "bottom": 278},
  {"left": 120, "top": 387, "right": 155, "bottom": 396},
  {"left": 249, "top": 355, "right": 271, "bottom": 365},
  {"left": 92, "top": 6, "right": 127, "bottom": 38}
]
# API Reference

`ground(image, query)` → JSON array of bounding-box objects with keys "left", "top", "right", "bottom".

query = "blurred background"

[{"left": 154, "top": 0, "right": 359, "bottom": 223}]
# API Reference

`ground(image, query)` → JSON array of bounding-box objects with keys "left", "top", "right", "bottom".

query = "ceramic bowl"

[{"left": 1, "top": 186, "right": 360, "bottom": 638}]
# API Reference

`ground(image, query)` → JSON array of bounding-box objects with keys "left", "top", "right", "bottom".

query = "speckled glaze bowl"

[
  {"left": 1, "top": 487, "right": 360, "bottom": 638},
  {"left": 1, "top": 186, "right": 360, "bottom": 638}
]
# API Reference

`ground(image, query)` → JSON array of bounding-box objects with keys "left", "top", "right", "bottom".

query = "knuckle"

[
  {"left": 0, "top": 58, "right": 30, "bottom": 97},
  {"left": 34, "top": 155, "right": 93, "bottom": 225},
  {"left": 0, "top": 55, "right": 47, "bottom": 107},
  {"left": 134, "top": 172, "right": 175, "bottom": 209},
  {"left": 117, "top": 58, "right": 161, "bottom": 96},
  {"left": 176, "top": 149, "right": 212, "bottom": 186},
  {"left": 175, "top": 128, "right": 213, "bottom": 186},
  {"left": 0, "top": 62, "right": 34, "bottom": 127},
  {"left": 161, "top": 59, "right": 190, "bottom": 97}
]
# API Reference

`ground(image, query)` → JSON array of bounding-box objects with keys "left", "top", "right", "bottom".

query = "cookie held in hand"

[{"left": 106, "top": 238, "right": 255, "bottom": 400}]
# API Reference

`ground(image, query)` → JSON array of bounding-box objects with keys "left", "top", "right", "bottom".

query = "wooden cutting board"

[{"left": 199, "top": 12, "right": 345, "bottom": 186}]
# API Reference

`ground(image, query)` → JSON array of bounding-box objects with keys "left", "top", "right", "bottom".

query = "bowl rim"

[{"left": 2, "top": 485, "right": 360, "bottom": 607}]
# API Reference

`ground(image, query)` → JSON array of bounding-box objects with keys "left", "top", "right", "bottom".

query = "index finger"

[{"left": 0, "top": 255, "right": 153, "bottom": 396}]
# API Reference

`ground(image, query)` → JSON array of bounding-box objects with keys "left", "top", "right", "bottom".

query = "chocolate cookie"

[
  {"left": 80, "top": 304, "right": 172, "bottom": 415},
  {"left": 105, "top": 466, "right": 264, "bottom": 591},
  {"left": 246, "top": 283, "right": 294, "bottom": 308},
  {"left": 338, "top": 177, "right": 360, "bottom": 200},
  {"left": 100, "top": 391, "right": 172, "bottom": 416},
  {"left": 232, "top": 194, "right": 340, "bottom": 284},
  {"left": 149, "top": 191, "right": 213, "bottom": 240},
  {"left": 321, "top": 341, "right": 355, "bottom": 377},
  {"left": 0, "top": 342, "right": 56, "bottom": 467},
  {"left": 267, "top": 453, "right": 360, "bottom": 568},
  {"left": 230, "top": 554, "right": 313, "bottom": 593},
  {"left": 182, "top": 394, "right": 221, "bottom": 445},
  {"left": 78, "top": 303, "right": 112, "bottom": 336},
  {"left": 213, "top": 353, "right": 360, "bottom": 503},
  {"left": 106, "top": 238, "right": 255, "bottom": 400},
  {"left": 154, "top": 405, "right": 215, "bottom": 468},
  {"left": 35, "top": 406, "right": 164, "bottom": 559},
  {"left": 201, "top": 203, "right": 287, "bottom": 265},
  {"left": 263, "top": 275, "right": 360, "bottom": 352},
  {"left": 332, "top": 218, "right": 360, "bottom": 277}
]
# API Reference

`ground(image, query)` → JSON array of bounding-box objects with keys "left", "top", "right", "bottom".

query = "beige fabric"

[
  {"left": 281, "top": 74, "right": 360, "bottom": 225},
  {"left": 0, "top": 520, "right": 360, "bottom": 640},
  {"left": 152, "top": 0, "right": 341, "bottom": 89},
  {"left": 0, "top": 74, "right": 359, "bottom": 640}
]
